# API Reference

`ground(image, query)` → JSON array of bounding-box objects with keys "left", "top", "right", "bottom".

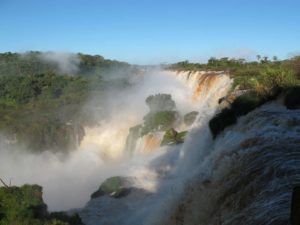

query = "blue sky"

[{"left": 0, "top": 0, "right": 299, "bottom": 64}]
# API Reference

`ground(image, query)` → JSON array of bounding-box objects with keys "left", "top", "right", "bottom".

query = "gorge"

[{"left": 0, "top": 53, "right": 299, "bottom": 225}]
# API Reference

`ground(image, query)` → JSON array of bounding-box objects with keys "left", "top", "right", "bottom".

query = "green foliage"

[
  {"left": 169, "top": 57, "right": 248, "bottom": 71},
  {"left": 284, "top": 56, "right": 300, "bottom": 79},
  {"left": 170, "top": 56, "right": 298, "bottom": 93},
  {"left": 0, "top": 185, "right": 83, "bottom": 225},
  {"left": 284, "top": 86, "right": 300, "bottom": 109},
  {"left": 78, "top": 53, "right": 131, "bottom": 76},
  {"left": 0, "top": 51, "right": 132, "bottom": 78},
  {"left": 161, "top": 128, "right": 188, "bottom": 146},
  {"left": 170, "top": 56, "right": 300, "bottom": 138},
  {"left": 139, "top": 94, "right": 178, "bottom": 136},
  {"left": 141, "top": 111, "right": 178, "bottom": 136},
  {"left": 145, "top": 94, "right": 176, "bottom": 113},
  {"left": 0, "top": 74, "right": 88, "bottom": 153},
  {"left": 49, "top": 212, "right": 83, "bottom": 225},
  {"left": 0, "top": 51, "right": 136, "bottom": 153},
  {"left": 0, "top": 184, "right": 46, "bottom": 224},
  {"left": 251, "top": 67, "right": 297, "bottom": 97},
  {"left": 183, "top": 111, "right": 199, "bottom": 126}
]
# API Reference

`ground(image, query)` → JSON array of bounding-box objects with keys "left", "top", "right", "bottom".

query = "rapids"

[{"left": 164, "top": 103, "right": 300, "bottom": 225}]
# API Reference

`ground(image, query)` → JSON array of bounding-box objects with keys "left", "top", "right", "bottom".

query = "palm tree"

[
  {"left": 256, "top": 55, "right": 261, "bottom": 62},
  {"left": 273, "top": 56, "right": 278, "bottom": 62},
  {"left": 263, "top": 56, "right": 269, "bottom": 63}
]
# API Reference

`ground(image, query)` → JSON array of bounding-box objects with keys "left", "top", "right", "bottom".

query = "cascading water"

[
  {"left": 1, "top": 69, "right": 231, "bottom": 213},
  {"left": 4, "top": 68, "right": 296, "bottom": 225},
  {"left": 79, "top": 70, "right": 300, "bottom": 225},
  {"left": 78, "top": 70, "right": 233, "bottom": 225},
  {"left": 164, "top": 103, "right": 300, "bottom": 225}
]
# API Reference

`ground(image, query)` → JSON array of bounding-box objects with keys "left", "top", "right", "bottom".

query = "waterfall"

[
  {"left": 78, "top": 70, "right": 300, "bottom": 225},
  {"left": 123, "top": 70, "right": 231, "bottom": 156},
  {"left": 79, "top": 70, "right": 233, "bottom": 225},
  {"left": 164, "top": 103, "right": 300, "bottom": 225}
]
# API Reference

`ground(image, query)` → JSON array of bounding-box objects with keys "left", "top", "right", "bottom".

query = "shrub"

[
  {"left": 253, "top": 67, "right": 297, "bottom": 98},
  {"left": 284, "top": 56, "right": 300, "bottom": 79},
  {"left": 145, "top": 94, "right": 176, "bottom": 113},
  {"left": 0, "top": 185, "right": 84, "bottom": 225},
  {"left": 161, "top": 128, "right": 188, "bottom": 146},
  {"left": 141, "top": 111, "right": 178, "bottom": 135},
  {"left": 49, "top": 212, "right": 83, "bottom": 225}
]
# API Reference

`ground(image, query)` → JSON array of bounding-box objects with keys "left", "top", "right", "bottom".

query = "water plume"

[
  {"left": 39, "top": 51, "right": 80, "bottom": 74},
  {"left": 79, "top": 70, "right": 232, "bottom": 225},
  {"left": 0, "top": 68, "right": 207, "bottom": 211}
]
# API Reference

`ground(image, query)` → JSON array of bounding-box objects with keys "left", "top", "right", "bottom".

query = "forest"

[
  {"left": 0, "top": 52, "right": 300, "bottom": 225},
  {"left": 0, "top": 52, "right": 138, "bottom": 153}
]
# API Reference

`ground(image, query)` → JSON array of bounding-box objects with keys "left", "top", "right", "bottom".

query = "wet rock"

[
  {"left": 183, "top": 111, "right": 199, "bottom": 126},
  {"left": 91, "top": 176, "right": 136, "bottom": 199}
]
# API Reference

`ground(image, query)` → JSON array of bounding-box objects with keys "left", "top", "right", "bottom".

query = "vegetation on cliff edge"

[
  {"left": 169, "top": 56, "right": 300, "bottom": 138},
  {"left": 0, "top": 184, "right": 84, "bottom": 225},
  {"left": 0, "top": 51, "right": 137, "bottom": 153}
]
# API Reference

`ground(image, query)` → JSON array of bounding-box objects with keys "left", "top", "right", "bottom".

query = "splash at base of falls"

[
  {"left": 78, "top": 71, "right": 233, "bottom": 225},
  {"left": 0, "top": 69, "right": 232, "bottom": 216},
  {"left": 79, "top": 101, "right": 300, "bottom": 225}
]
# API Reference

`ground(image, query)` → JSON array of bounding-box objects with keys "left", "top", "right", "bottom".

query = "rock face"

[
  {"left": 291, "top": 187, "right": 300, "bottom": 225},
  {"left": 80, "top": 177, "right": 152, "bottom": 225},
  {"left": 284, "top": 86, "right": 300, "bottom": 109},
  {"left": 218, "top": 89, "right": 251, "bottom": 110}
]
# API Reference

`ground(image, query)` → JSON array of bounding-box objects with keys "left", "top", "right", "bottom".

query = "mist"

[
  {"left": 0, "top": 68, "right": 198, "bottom": 211},
  {"left": 38, "top": 51, "right": 80, "bottom": 74}
]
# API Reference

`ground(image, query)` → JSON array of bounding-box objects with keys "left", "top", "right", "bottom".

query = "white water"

[
  {"left": 1, "top": 68, "right": 298, "bottom": 225},
  {"left": 0, "top": 69, "right": 231, "bottom": 212},
  {"left": 79, "top": 75, "right": 300, "bottom": 225},
  {"left": 164, "top": 103, "right": 300, "bottom": 225},
  {"left": 79, "top": 70, "right": 232, "bottom": 225}
]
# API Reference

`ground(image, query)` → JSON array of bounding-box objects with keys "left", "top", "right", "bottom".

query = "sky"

[{"left": 0, "top": 0, "right": 300, "bottom": 64}]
